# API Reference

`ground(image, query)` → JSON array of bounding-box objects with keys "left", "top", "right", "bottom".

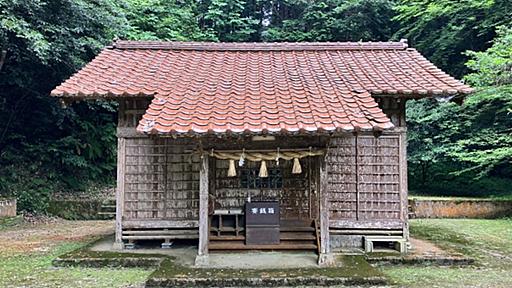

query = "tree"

[
  {"left": 202, "top": 0, "right": 260, "bottom": 42},
  {"left": 264, "top": 0, "right": 397, "bottom": 42},
  {"left": 0, "top": 0, "right": 128, "bottom": 211},
  {"left": 124, "top": 0, "right": 214, "bottom": 41},
  {"left": 393, "top": 0, "right": 512, "bottom": 78},
  {"left": 465, "top": 26, "right": 512, "bottom": 87},
  {"left": 406, "top": 26, "right": 512, "bottom": 196}
]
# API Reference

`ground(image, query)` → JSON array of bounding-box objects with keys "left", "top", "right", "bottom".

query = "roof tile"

[{"left": 51, "top": 41, "right": 473, "bottom": 135}]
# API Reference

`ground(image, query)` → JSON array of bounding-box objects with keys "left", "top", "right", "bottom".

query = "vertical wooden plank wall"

[
  {"left": 327, "top": 137, "right": 357, "bottom": 221},
  {"left": 327, "top": 133, "right": 404, "bottom": 229},
  {"left": 357, "top": 135, "right": 401, "bottom": 221}
]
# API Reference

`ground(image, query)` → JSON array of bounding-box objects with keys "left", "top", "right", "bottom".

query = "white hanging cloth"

[
  {"left": 227, "top": 159, "right": 237, "bottom": 177},
  {"left": 259, "top": 160, "right": 268, "bottom": 177},
  {"left": 238, "top": 149, "right": 245, "bottom": 167},
  {"left": 292, "top": 158, "right": 302, "bottom": 174}
]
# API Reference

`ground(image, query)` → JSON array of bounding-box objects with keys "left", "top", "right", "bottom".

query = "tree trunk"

[{"left": 0, "top": 50, "right": 7, "bottom": 71}]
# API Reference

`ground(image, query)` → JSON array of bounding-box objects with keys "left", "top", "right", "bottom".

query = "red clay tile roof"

[{"left": 51, "top": 41, "right": 473, "bottom": 135}]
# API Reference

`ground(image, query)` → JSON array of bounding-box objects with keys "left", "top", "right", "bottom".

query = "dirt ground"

[{"left": 0, "top": 218, "right": 113, "bottom": 255}]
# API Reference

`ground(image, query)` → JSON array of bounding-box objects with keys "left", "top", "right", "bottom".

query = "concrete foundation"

[{"left": 0, "top": 198, "right": 16, "bottom": 218}]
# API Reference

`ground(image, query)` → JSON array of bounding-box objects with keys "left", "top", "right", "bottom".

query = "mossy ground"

[
  {"left": 57, "top": 240, "right": 387, "bottom": 285},
  {"left": 151, "top": 254, "right": 381, "bottom": 279},
  {"left": 0, "top": 219, "right": 151, "bottom": 288},
  {"left": 381, "top": 218, "right": 512, "bottom": 288},
  {"left": 1, "top": 217, "right": 511, "bottom": 287},
  {"left": 0, "top": 241, "right": 153, "bottom": 288}
]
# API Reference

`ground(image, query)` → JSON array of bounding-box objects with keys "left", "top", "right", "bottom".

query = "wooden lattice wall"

[
  {"left": 123, "top": 138, "right": 200, "bottom": 221},
  {"left": 213, "top": 158, "right": 316, "bottom": 220},
  {"left": 117, "top": 99, "right": 201, "bottom": 229},
  {"left": 327, "top": 133, "right": 405, "bottom": 229}
]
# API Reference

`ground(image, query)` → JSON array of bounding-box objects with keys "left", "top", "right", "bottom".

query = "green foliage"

[
  {"left": 203, "top": 0, "right": 260, "bottom": 42},
  {"left": 1, "top": 0, "right": 511, "bottom": 211},
  {"left": 465, "top": 26, "right": 512, "bottom": 87},
  {"left": 0, "top": 0, "right": 127, "bottom": 212},
  {"left": 13, "top": 177, "right": 53, "bottom": 213},
  {"left": 264, "top": 0, "right": 397, "bottom": 42},
  {"left": 407, "top": 24, "right": 512, "bottom": 197},
  {"left": 407, "top": 86, "right": 512, "bottom": 196},
  {"left": 124, "top": 0, "right": 214, "bottom": 41},
  {"left": 393, "top": 0, "right": 512, "bottom": 77}
]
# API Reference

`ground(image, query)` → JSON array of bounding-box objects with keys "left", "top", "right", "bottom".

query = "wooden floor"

[{"left": 209, "top": 219, "right": 320, "bottom": 252}]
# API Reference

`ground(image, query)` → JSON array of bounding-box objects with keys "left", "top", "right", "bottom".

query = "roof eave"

[
  {"left": 135, "top": 124, "right": 397, "bottom": 138},
  {"left": 50, "top": 91, "right": 155, "bottom": 99},
  {"left": 371, "top": 88, "right": 474, "bottom": 99}
]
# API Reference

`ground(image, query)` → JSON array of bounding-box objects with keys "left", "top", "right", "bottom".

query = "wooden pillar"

[
  {"left": 195, "top": 153, "right": 209, "bottom": 266},
  {"left": 113, "top": 137, "right": 126, "bottom": 250},
  {"left": 399, "top": 129, "right": 410, "bottom": 245},
  {"left": 318, "top": 155, "right": 334, "bottom": 266}
]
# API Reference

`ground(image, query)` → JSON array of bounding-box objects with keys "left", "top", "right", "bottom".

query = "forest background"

[{"left": 0, "top": 0, "right": 511, "bottom": 212}]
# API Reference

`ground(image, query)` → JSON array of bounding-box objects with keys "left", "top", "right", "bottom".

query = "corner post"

[
  {"left": 195, "top": 153, "right": 209, "bottom": 266},
  {"left": 399, "top": 129, "right": 410, "bottom": 249},
  {"left": 319, "top": 155, "right": 334, "bottom": 266},
  {"left": 113, "top": 137, "right": 126, "bottom": 250}
]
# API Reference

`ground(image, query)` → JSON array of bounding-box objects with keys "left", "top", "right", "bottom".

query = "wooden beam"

[
  {"left": 122, "top": 235, "right": 198, "bottom": 240},
  {"left": 116, "top": 127, "right": 148, "bottom": 138},
  {"left": 355, "top": 135, "right": 360, "bottom": 220},
  {"left": 114, "top": 137, "right": 126, "bottom": 249},
  {"left": 123, "top": 220, "right": 198, "bottom": 229},
  {"left": 196, "top": 153, "right": 209, "bottom": 265},
  {"left": 318, "top": 155, "right": 334, "bottom": 266},
  {"left": 319, "top": 157, "right": 329, "bottom": 254},
  {"left": 329, "top": 219, "right": 404, "bottom": 229},
  {"left": 399, "top": 130, "right": 409, "bottom": 241}
]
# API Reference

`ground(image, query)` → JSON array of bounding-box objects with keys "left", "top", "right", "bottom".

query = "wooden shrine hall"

[{"left": 51, "top": 40, "right": 472, "bottom": 266}]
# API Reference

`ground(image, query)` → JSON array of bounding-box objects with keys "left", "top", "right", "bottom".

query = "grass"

[
  {"left": 0, "top": 216, "right": 23, "bottom": 231},
  {"left": 1, "top": 217, "right": 511, "bottom": 287},
  {"left": 0, "top": 226, "right": 152, "bottom": 288},
  {"left": 382, "top": 218, "right": 512, "bottom": 288},
  {"left": 408, "top": 195, "right": 512, "bottom": 201}
]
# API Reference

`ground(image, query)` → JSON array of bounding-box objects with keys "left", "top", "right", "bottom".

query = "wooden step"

[
  {"left": 210, "top": 235, "right": 245, "bottom": 241},
  {"left": 280, "top": 226, "right": 315, "bottom": 232},
  {"left": 280, "top": 219, "right": 314, "bottom": 227},
  {"left": 280, "top": 232, "right": 316, "bottom": 240},
  {"left": 97, "top": 212, "right": 116, "bottom": 216},
  {"left": 210, "top": 232, "right": 316, "bottom": 241},
  {"left": 123, "top": 230, "right": 198, "bottom": 235},
  {"left": 209, "top": 241, "right": 317, "bottom": 250},
  {"left": 122, "top": 235, "right": 198, "bottom": 240}
]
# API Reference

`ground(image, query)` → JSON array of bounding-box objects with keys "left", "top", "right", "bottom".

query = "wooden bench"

[{"left": 364, "top": 236, "right": 407, "bottom": 253}]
